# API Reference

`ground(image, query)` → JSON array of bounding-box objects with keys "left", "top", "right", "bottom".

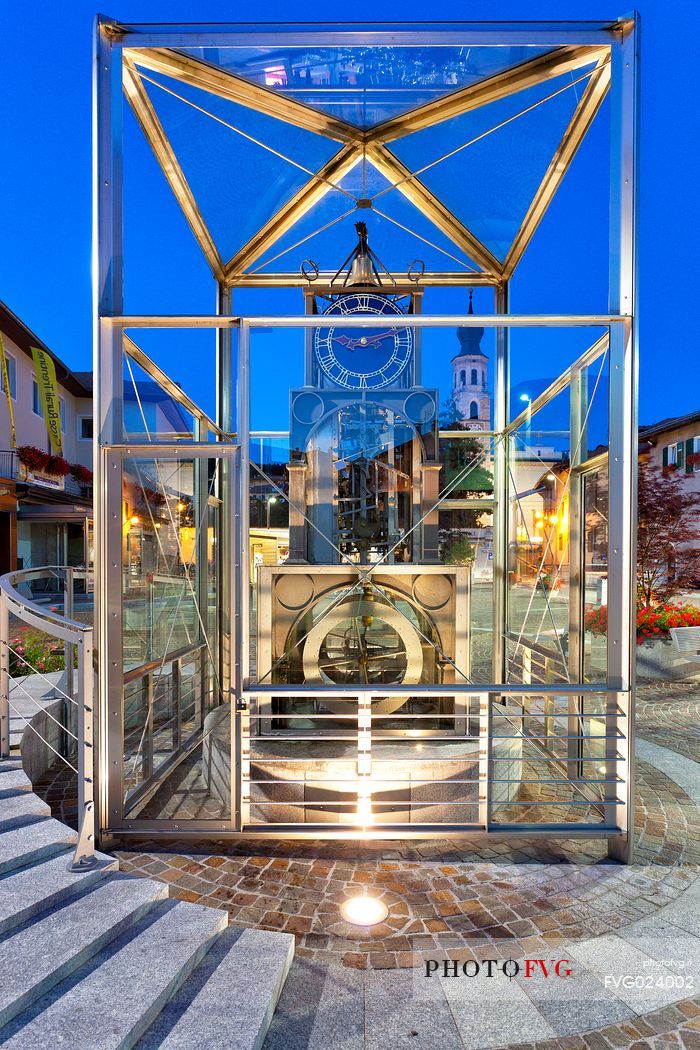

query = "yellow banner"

[
  {"left": 0, "top": 334, "right": 16, "bottom": 449},
  {"left": 31, "top": 347, "right": 63, "bottom": 455}
]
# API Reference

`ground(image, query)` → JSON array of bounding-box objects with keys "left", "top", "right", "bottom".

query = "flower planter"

[{"left": 636, "top": 635, "right": 700, "bottom": 682}]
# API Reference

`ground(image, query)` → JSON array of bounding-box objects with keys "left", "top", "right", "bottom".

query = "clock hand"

[
  {"left": 332, "top": 330, "right": 396, "bottom": 350},
  {"left": 332, "top": 334, "right": 358, "bottom": 351}
]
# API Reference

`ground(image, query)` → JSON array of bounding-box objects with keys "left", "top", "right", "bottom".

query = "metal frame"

[
  {"left": 88, "top": 17, "right": 638, "bottom": 857},
  {"left": 0, "top": 568, "right": 99, "bottom": 869},
  {"left": 105, "top": 18, "right": 627, "bottom": 288}
]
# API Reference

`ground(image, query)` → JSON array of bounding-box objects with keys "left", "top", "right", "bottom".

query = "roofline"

[
  {"left": 638, "top": 409, "right": 700, "bottom": 440},
  {"left": 0, "top": 301, "right": 92, "bottom": 398}
]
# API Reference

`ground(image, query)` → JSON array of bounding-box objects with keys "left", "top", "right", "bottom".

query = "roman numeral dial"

[{"left": 314, "top": 293, "right": 413, "bottom": 390}]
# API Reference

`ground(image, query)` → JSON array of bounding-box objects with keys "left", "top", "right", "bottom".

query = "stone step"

[
  {"left": 0, "top": 792, "right": 51, "bottom": 830},
  {"left": 0, "top": 817, "right": 76, "bottom": 875},
  {"left": 0, "top": 769, "right": 31, "bottom": 798},
  {"left": 0, "top": 874, "right": 169, "bottom": 1029},
  {"left": 137, "top": 926, "right": 295, "bottom": 1050},
  {"left": 0, "top": 760, "right": 24, "bottom": 772},
  {"left": 0, "top": 899, "right": 228, "bottom": 1049},
  {"left": 0, "top": 849, "right": 117, "bottom": 936}
]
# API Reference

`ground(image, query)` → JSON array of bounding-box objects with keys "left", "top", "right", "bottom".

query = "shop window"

[{"left": 79, "top": 416, "right": 93, "bottom": 441}]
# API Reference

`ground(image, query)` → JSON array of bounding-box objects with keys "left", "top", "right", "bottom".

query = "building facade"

[{"left": 0, "top": 302, "right": 93, "bottom": 578}]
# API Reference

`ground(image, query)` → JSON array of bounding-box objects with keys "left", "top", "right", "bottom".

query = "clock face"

[{"left": 314, "top": 293, "right": 412, "bottom": 390}]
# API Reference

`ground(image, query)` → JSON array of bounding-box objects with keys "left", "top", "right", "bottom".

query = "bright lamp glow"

[
  {"left": 520, "top": 393, "right": 531, "bottom": 402},
  {"left": 340, "top": 895, "right": 388, "bottom": 927}
]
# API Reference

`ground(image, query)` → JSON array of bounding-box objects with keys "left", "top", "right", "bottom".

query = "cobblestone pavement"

[{"left": 31, "top": 681, "right": 700, "bottom": 1048}]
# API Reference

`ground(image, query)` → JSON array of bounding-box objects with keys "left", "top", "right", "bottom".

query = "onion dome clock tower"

[{"left": 452, "top": 291, "right": 490, "bottom": 430}]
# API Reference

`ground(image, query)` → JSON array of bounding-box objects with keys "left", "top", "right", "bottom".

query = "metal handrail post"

[
  {"left": 72, "top": 627, "right": 98, "bottom": 869},
  {"left": 0, "top": 594, "right": 9, "bottom": 758},
  {"left": 64, "top": 566, "right": 75, "bottom": 732}
]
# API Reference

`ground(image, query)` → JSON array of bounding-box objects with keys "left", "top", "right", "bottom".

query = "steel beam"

[
  {"left": 365, "top": 144, "right": 503, "bottom": 276},
  {"left": 502, "top": 58, "right": 611, "bottom": 278},
  {"left": 122, "top": 58, "right": 225, "bottom": 281},
  {"left": 227, "top": 271, "right": 498, "bottom": 288},
  {"left": 606, "top": 15, "right": 639, "bottom": 865},
  {"left": 364, "top": 45, "right": 610, "bottom": 144},
  {"left": 110, "top": 22, "right": 626, "bottom": 49},
  {"left": 127, "top": 47, "right": 358, "bottom": 142},
  {"left": 224, "top": 146, "right": 362, "bottom": 278},
  {"left": 492, "top": 283, "right": 509, "bottom": 684}
]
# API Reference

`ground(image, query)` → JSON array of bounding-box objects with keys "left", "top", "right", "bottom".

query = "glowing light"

[
  {"left": 549, "top": 515, "right": 558, "bottom": 525},
  {"left": 130, "top": 515, "right": 140, "bottom": 525},
  {"left": 520, "top": 393, "right": 532, "bottom": 403},
  {"left": 177, "top": 501, "right": 186, "bottom": 512},
  {"left": 340, "top": 895, "right": 389, "bottom": 927},
  {"left": 356, "top": 796, "right": 373, "bottom": 825}
]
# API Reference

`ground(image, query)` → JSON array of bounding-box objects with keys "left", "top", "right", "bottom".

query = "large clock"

[{"left": 314, "top": 293, "right": 413, "bottom": 390}]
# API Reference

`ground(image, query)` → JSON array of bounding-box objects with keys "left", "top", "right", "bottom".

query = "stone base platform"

[{"left": 204, "top": 704, "right": 521, "bottom": 826}]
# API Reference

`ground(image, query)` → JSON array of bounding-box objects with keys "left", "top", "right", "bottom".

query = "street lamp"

[
  {"left": 266, "top": 495, "right": 277, "bottom": 529},
  {"left": 519, "top": 393, "right": 532, "bottom": 454}
]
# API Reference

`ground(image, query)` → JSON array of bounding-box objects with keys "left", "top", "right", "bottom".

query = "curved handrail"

[
  {"left": 0, "top": 566, "right": 92, "bottom": 644},
  {"left": 0, "top": 565, "right": 98, "bottom": 869}
]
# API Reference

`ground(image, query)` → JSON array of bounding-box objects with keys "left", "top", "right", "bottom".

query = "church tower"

[{"left": 452, "top": 291, "right": 490, "bottom": 429}]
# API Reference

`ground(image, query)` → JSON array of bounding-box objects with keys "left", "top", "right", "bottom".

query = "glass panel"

[
  {"left": 178, "top": 45, "right": 557, "bottom": 130},
  {"left": 506, "top": 382, "right": 571, "bottom": 685},
  {"left": 139, "top": 71, "right": 339, "bottom": 261},
  {"left": 391, "top": 69, "right": 592, "bottom": 259},
  {"left": 489, "top": 693, "right": 614, "bottom": 826},
  {"left": 121, "top": 454, "right": 225, "bottom": 819},
  {"left": 123, "top": 328, "right": 224, "bottom": 436},
  {"left": 122, "top": 355, "right": 196, "bottom": 443},
  {"left": 123, "top": 101, "right": 215, "bottom": 316},
  {"left": 508, "top": 328, "right": 608, "bottom": 425},
  {"left": 583, "top": 468, "right": 608, "bottom": 682},
  {"left": 505, "top": 335, "right": 610, "bottom": 689}
]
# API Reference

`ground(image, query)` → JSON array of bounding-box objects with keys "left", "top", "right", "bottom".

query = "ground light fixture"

[{"left": 340, "top": 895, "right": 389, "bottom": 927}]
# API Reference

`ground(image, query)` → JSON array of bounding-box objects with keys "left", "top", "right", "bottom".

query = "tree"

[
  {"left": 438, "top": 395, "right": 493, "bottom": 497},
  {"left": 441, "top": 535, "right": 475, "bottom": 565},
  {"left": 636, "top": 456, "right": 700, "bottom": 606}
]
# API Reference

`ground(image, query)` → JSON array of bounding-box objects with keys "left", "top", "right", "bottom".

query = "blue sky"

[{"left": 0, "top": 0, "right": 698, "bottom": 429}]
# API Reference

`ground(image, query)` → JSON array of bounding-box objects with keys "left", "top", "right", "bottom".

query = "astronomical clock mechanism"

[{"left": 256, "top": 223, "right": 471, "bottom": 735}]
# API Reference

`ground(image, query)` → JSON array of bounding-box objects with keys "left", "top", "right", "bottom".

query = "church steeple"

[
  {"left": 454, "top": 289, "right": 486, "bottom": 361},
  {"left": 451, "top": 289, "right": 491, "bottom": 429}
]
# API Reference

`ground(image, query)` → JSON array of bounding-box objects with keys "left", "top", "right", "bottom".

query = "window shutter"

[
  {"left": 686, "top": 438, "right": 694, "bottom": 474},
  {"left": 662, "top": 446, "right": 668, "bottom": 467}
]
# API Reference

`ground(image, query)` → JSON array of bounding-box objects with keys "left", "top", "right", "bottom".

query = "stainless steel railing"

[{"left": 0, "top": 566, "right": 97, "bottom": 869}]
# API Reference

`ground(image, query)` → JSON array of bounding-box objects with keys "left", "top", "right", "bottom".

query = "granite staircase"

[{"left": 0, "top": 757, "right": 294, "bottom": 1049}]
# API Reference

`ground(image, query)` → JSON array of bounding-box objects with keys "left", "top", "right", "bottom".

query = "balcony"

[{"left": 0, "top": 450, "right": 92, "bottom": 500}]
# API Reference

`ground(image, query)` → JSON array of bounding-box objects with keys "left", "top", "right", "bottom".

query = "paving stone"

[
  {"left": 263, "top": 958, "right": 365, "bottom": 1050},
  {"left": 567, "top": 934, "right": 687, "bottom": 1014},
  {"left": 365, "top": 967, "right": 463, "bottom": 1050},
  {"left": 516, "top": 964, "right": 634, "bottom": 1037}
]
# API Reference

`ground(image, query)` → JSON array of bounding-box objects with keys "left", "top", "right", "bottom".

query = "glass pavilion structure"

[{"left": 93, "top": 17, "right": 638, "bottom": 860}]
